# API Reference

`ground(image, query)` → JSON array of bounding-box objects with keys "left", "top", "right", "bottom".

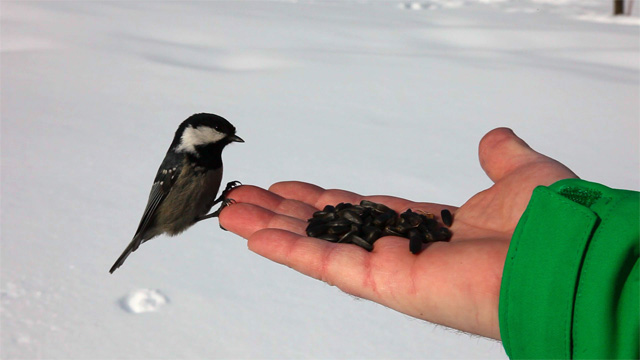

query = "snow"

[{"left": 1, "top": 0, "right": 638, "bottom": 358}]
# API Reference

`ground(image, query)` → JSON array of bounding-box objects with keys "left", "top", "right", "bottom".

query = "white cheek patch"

[{"left": 176, "top": 125, "right": 226, "bottom": 154}]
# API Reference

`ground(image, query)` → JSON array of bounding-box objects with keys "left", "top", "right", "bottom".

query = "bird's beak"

[{"left": 228, "top": 134, "right": 244, "bottom": 143}]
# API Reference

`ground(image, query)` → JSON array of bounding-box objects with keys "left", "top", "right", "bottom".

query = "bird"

[{"left": 109, "top": 113, "right": 243, "bottom": 274}]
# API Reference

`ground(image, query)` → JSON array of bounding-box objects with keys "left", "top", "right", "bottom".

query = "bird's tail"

[{"left": 109, "top": 237, "right": 142, "bottom": 274}]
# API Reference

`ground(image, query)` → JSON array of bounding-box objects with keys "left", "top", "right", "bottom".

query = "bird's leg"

[
  {"left": 197, "top": 198, "right": 236, "bottom": 221},
  {"left": 195, "top": 181, "right": 242, "bottom": 224},
  {"left": 211, "top": 180, "right": 242, "bottom": 206}
]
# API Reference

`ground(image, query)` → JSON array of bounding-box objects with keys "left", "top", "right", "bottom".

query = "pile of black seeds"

[{"left": 305, "top": 200, "right": 453, "bottom": 254}]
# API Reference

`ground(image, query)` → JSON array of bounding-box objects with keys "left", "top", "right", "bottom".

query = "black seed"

[
  {"left": 373, "top": 212, "right": 391, "bottom": 227},
  {"left": 386, "top": 210, "right": 399, "bottom": 225},
  {"left": 323, "top": 212, "right": 338, "bottom": 221},
  {"left": 360, "top": 200, "right": 392, "bottom": 214},
  {"left": 323, "top": 205, "right": 336, "bottom": 213},
  {"left": 359, "top": 200, "right": 378, "bottom": 209},
  {"left": 328, "top": 224, "right": 351, "bottom": 235},
  {"left": 350, "top": 205, "right": 366, "bottom": 216},
  {"left": 421, "top": 230, "right": 435, "bottom": 243},
  {"left": 434, "top": 227, "right": 452, "bottom": 241},
  {"left": 362, "top": 214, "right": 374, "bottom": 226},
  {"left": 363, "top": 225, "right": 382, "bottom": 243},
  {"left": 335, "top": 202, "right": 353, "bottom": 211},
  {"left": 306, "top": 218, "right": 324, "bottom": 229},
  {"left": 441, "top": 209, "right": 453, "bottom": 227},
  {"left": 318, "top": 234, "right": 339, "bottom": 242},
  {"left": 312, "top": 211, "right": 328, "bottom": 218},
  {"left": 350, "top": 235, "right": 373, "bottom": 251},
  {"left": 400, "top": 209, "right": 413, "bottom": 219},
  {"left": 393, "top": 222, "right": 413, "bottom": 234},
  {"left": 336, "top": 224, "right": 360, "bottom": 242},
  {"left": 306, "top": 223, "right": 329, "bottom": 237},
  {"left": 424, "top": 217, "right": 440, "bottom": 232},
  {"left": 306, "top": 221, "right": 320, "bottom": 231},
  {"left": 408, "top": 229, "right": 423, "bottom": 254},
  {"left": 416, "top": 211, "right": 436, "bottom": 223},
  {"left": 383, "top": 225, "right": 404, "bottom": 237},
  {"left": 326, "top": 218, "right": 350, "bottom": 227},
  {"left": 375, "top": 203, "right": 393, "bottom": 214},
  {"left": 311, "top": 211, "right": 337, "bottom": 222},
  {"left": 373, "top": 210, "right": 398, "bottom": 227},
  {"left": 340, "top": 210, "right": 363, "bottom": 225},
  {"left": 400, "top": 210, "right": 422, "bottom": 227},
  {"left": 338, "top": 229, "right": 355, "bottom": 243}
]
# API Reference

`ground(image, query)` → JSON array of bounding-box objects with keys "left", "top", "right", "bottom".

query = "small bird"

[{"left": 109, "top": 113, "right": 243, "bottom": 273}]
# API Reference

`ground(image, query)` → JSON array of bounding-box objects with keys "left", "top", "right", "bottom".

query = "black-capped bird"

[{"left": 109, "top": 113, "right": 243, "bottom": 273}]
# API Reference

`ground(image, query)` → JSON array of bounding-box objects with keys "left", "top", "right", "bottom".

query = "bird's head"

[{"left": 172, "top": 113, "right": 243, "bottom": 156}]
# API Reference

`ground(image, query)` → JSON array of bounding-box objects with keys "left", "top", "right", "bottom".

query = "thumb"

[
  {"left": 478, "top": 128, "right": 576, "bottom": 184},
  {"left": 478, "top": 128, "right": 538, "bottom": 183}
]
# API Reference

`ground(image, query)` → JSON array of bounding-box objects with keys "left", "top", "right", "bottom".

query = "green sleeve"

[{"left": 499, "top": 178, "right": 639, "bottom": 359}]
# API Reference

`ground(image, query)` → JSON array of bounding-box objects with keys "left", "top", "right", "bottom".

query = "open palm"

[{"left": 219, "top": 128, "right": 577, "bottom": 339}]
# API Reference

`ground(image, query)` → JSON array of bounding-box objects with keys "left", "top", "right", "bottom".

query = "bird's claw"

[
  {"left": 222, "top": 197, "right": 236, "bottom": 207},
  {"left": 224, "top": 180, "right": 242, "bottom": 193}
]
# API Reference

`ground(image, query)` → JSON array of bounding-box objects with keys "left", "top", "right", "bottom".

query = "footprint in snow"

[
  {"left": 398, "top": 2, "right": 434, "bottom": 11},
  {"left": 119, "top": 289, "right": 169, "bottom": 314}
]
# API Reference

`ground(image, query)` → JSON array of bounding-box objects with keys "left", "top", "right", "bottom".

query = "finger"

[
  {"left": 267, "top": 181, "right": 326, "bottom": 206},
  {"left": 225, "top": 185, "right": 317, "bottom": 220},
  {"left": 219, "top": 202, "right": 307, "bottom": 239},
  {"left": 269, "top": 181, "right": 363, "bottom": 209},
  {"left": 269, "top": 181, "right": 442, "bottom": 214},
  {"left": 478, "top": 128, "right": 577, "bottom": 184},
  {"left": 246, "top": 228, "right": 415, "bottom": 298}
]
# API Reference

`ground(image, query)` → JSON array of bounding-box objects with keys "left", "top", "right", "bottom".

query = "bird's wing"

[
  {"left": 131, "top": 182, "right": 166, "bottom": 241},
  {"left": 109, "top": 152, "right": 183, "bottom": 274},
  {"left": 132, "top": 153, "right": 183, "bottom": 242}
]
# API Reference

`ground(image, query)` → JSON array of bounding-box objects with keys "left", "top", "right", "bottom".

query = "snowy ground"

[{"left": 2, "top": 1, "right": 638, "bottom": 359}]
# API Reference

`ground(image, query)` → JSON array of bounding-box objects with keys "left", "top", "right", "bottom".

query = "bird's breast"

[{"left": 156, "top": 164, "right": 223, "bottom": 235}]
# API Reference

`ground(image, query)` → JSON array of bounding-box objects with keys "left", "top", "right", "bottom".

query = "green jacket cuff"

[{"left": 499, "top": 179, "right": 639, "bottom": 359}]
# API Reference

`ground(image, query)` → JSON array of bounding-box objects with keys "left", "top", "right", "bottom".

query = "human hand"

[{"left": 219, "top": 128, "right": 577, "bottom": 339}]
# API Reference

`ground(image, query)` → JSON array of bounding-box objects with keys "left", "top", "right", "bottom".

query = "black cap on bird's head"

[{"left": 171, "top": 113, "right": 243, "bottom": 155}]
